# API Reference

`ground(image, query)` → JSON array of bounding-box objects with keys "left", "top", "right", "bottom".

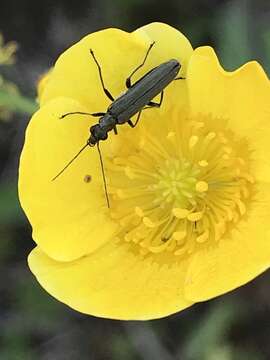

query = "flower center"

[
  {"left": 153, "top": 158, "right": 200, "bottom": 207},
  {"left": 107, "top": 112, "right": 254, "bottom": 256}
]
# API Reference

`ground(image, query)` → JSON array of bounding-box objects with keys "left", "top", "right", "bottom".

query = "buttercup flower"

[{"left": 19, "top": 23, "right": 270, "bottom": 320}]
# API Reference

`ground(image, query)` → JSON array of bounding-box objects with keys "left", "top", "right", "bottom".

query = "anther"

[
  {"left": 172, "top": 231, "right": 186, "bottom": 241},
  {"left": 167, "top": 131, "right": 176, "bottom": 139},
  {"left": 204, "top": 132, "right": 216, "bottom": 142},
  {"left": 196, "top": 181, "right": 208, "bottom": 193},
  {"left": 198, "top": 160, "right": 208, "bottom": 167},
  {"left": 196, "top": 229, "right": 209, "bottom": 243},
  {"left": 187, "top": 211, "right": 203, "bottom": 221},
  {"left": 172, "top": 208, "right": 189, "bottom": 219},
  {"left": 189, "top": 135, "right": 199, "bottom": 149},
  {"left": 143, "top": 217, "right": 156, "bottom": 228},
  {"left": 135, "top": 206, "right": 144, "bottom": 217},
  {"left": 236, "top": 199, "right": 246, "bottom": 215}
]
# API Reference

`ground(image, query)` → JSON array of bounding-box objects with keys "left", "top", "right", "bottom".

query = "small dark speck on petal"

[{"left": 84, "top": 175, "right": 92, "bottom": 183}]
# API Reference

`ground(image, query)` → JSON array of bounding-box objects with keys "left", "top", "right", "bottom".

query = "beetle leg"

[
  {"left": 89, "top": 49, "right": 115, "bottom": 102},
  {"left": 127, "top": 110, "right": 142, "bottom": 128},
  {"left": 113, "top": 126, "right": 118, "bottom": 135},
  {"left": 127, "top": 89, "right": 163, "bottom": 129},
  {"left": 174, "top": 76, "right": 185, "bottom": 80},
  {"left": 59, "top": 111, "right": 105, "bottom": 119},
  {"left": 127, "top": 120, "right": 135, "bottom": 128},
  {"left": 125, "top": 42, "right": 155, "bottom": 88},
  {"left": 147, "top": 90, "right": 164, "bottom": 108}
]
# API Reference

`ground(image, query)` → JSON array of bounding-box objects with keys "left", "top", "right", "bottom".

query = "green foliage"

[
  {"left": 0, "top": 88, "right": 37, "bottom": 116},
  {"left": 0, "top": 184, "right": 24, "bottom": 226}
]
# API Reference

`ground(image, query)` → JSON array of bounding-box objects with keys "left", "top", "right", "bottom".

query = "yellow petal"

[
  {"left": 40, "top": 28, "right": 150, "bottom": 107},
  {"left": 28, "top": 242, "right": 192, "bottom": 320},
  {"left": 19, "top": 97, "right": 117, "bottom": 261},
  {"left": 41, "top": 24, "right": 193, "bottom": 117},
  {"left": 134, "top": 22, "right": 193, "bottom": 110},
  {"left": 245, "top": 118, "right": 270, "bottom": 182},
  {"left": 187, "top": 46, "right": 270, "bottom": 181},
  {"left": 185, "top": 182, "right": 270, "bottom": 301},
  {"left": 37, "top": 69, "right": 52, "bottom": 102},
  {"left": 187, "top": 46, "right": 270, "bottom": 132},
  {"left": 133, "top": 22, "right": 193, "bottom": 78}
]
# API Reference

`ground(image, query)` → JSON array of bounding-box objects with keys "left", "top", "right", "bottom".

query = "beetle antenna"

[
  {"left": 97, "top": 142, "right": 110, "bottom": 208},
  {"left": 51, "top": 143, "right": 89, "bottom": 181}
]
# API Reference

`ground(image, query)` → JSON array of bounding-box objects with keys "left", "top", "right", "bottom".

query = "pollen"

[{"left": 108, "top": 112, "right": 255, "bottom": 257}]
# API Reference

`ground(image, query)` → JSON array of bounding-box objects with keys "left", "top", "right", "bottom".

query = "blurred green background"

[{"left": 0, "top": 0, "right": 269, "bottom": 359}]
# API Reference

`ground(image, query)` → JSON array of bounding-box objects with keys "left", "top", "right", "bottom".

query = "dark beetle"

[
  {"left": 88, "top": 58, "right": 180, "bottom": 145},
  {"left": 60, "top": 42, "right": 181, "bottom": 146},
  {"left": 55, "top": 43, "right": 182, "bottom": 206}
]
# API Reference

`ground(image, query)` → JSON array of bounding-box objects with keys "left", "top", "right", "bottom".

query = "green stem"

[{"left": 0, "top": 89, "right": 38, "bottom": 115}]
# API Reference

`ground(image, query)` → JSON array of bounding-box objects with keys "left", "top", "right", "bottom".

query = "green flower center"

[
  {"left": 152, "top": 159, "right": 201, "bottom": 207},
  {"left": 107, "top": 112, "right": 254, "bottom": 256}
]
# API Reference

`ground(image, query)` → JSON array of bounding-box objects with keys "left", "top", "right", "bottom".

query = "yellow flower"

[
  {"left": 37, "top": 69, "right": 52, "bottom": 103},
  {"left": 18, "top": 23, "right": 270, "bottom": 320}
]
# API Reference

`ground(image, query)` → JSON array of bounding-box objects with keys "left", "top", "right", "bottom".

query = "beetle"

[
  {"left": 53, "top": 42, "right": 183, "bottom": 206},
  {"left": 59, "top": 42, "right": 181, "bottom": 144}
]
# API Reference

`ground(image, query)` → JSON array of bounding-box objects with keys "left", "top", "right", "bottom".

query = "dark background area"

[{"left": 0, "top": 0, "right": 269, "bottom": 359}]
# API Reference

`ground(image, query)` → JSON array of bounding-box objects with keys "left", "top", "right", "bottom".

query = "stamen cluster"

[{"left": 108, "top": 113, "right": 254, "bottom": 256}]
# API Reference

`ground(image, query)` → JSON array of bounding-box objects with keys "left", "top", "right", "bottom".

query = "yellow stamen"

[
  {"left": 172, "top": 231, "right": 186, "bottom": 242},
  {"left": 196, "top": 181, "right": 208, "bottom": 193},
  {"left": 172, "top": 208, "right": 189, "bottom": 219},
  {"left": 196, "top": 229, "right": 209, "bottom": 243},
  {"left": 236, "top": 199, "right": 246, "bottom": 215},
  {"left": 187, "top": 211, "right": 203, "bottom": 222},
  {"left": 204, "top": 132, "right": 216, "bottom": 142},
  {"left": 143, "top": 217, "right": 156, "bottom": 228},
  {"left": 198, "top": 160, "right": 208, "bottom": 167},
  {"left": 109, "top": 112, "right": 254, "bottom": 257},
  {"left": 189, "top": 135, "right": 199, "bottom": 149},
  {"left": 135, "top": 206, "right": 144, "bottom": 217},
  {"left": 167, "top": 131, "right": 176, "bottom": 139}
]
